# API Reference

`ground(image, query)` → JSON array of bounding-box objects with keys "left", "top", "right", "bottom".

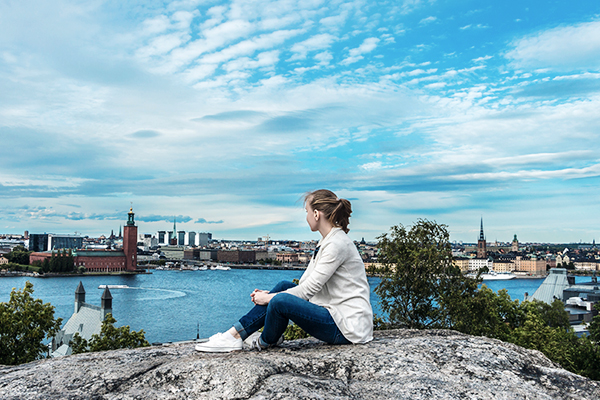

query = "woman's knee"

[{"left": 268, "top": 293, "right": 294, "bottom": 314}]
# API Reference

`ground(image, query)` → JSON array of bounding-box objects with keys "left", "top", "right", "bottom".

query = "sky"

[{"left": 1, "top": 0, "right": 599, "bottom": 243}]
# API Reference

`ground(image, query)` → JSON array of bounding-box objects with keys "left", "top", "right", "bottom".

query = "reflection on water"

[{"left": 0, "top": 270, "right": 559, "bottom": 344}]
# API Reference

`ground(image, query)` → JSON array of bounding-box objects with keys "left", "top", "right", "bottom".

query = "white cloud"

[
  {"left": 419, "top": 16, "right": 437, "bottom": 25},
  {"left": 289, "top": 33, "right": 337, "bottom": 60},
  {"left": 472, "top": 55, "right": 492, "bottom": 63},
  {"left": 506, "top": 20, "right": 600, "bottom": 71},
  {"left": 341, "top": 37, "right": 380, "bottom": 65}
]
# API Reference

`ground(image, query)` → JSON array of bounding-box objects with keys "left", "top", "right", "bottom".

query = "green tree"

[
  {"left": 70, "top": 313, "right": 149, "bottom": 354},
  {"left": 5, "top": 245, "right": 31, "bottom": 265},
  {"left": 375, "top": 219, "right": 459, "bottom": 329},
  {"left": 0, "top": 282, "right": 62, "bottom": 365},
  {"left": 589, "top": 303, "right": 600, "bottom": 343}
]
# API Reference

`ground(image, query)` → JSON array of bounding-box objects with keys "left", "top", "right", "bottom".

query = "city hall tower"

[{"left": 123, "top": 207, "right": 138, "bottom": 271}]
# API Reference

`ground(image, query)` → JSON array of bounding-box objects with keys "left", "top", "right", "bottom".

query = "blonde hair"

[{"left": 305, "top": 189, "right": 352, "bottom": 233}]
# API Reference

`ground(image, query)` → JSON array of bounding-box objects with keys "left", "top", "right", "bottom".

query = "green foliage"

[
  {"left": 0, "top": 282, "right": 62, "bottom": 365},
  {"left": 5, "top": 245, "right": 32, "bottom": 265},
  {"left": 374, "top": 220, "right": 600, "bottom": 381},
  {"left": 588, "top": 303, "right": 600, "bottom": 343},
  {"left": 283, "top": 322, "right": 310, "bottom": 340},
  {"left": 48, "top": 249, "right": 76, "bottom": 273},
  {"left": 70, "top": 313, "right": 149, "bottom": 354},
  {"left": 375, "top": 219, "right": 460, "bottom": 329}
]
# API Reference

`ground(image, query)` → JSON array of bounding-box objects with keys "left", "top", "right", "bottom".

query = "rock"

[{"left": 0, "top": 329, "right": 598, "bottom": 399}]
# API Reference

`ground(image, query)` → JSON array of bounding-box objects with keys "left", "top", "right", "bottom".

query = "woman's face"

[{"left": 305, "top": 199, "right": 319, "bottom": 232}]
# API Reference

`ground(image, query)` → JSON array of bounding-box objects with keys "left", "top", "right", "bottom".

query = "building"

[
  {"left": 217, "top": 250, "right": 256, "bottom": 264},
  {"left": 477, "top": 218, "right": 487, "bottom": 259},
  {"left": 198, "top": 232, "right": 211, "bottom": 247},
  {"left": 0, "top": 256, "right": 8, "bottom": 265},
  {"left": 51, "top": 282, "right": 113, "bottom": 357},
  {"left": 29, "top": 208, "right": 138, "bottom": 272},
  {"left": 511, "top": 234, "right": 519, "bottom": 252},
  {"left": 177, "top": 231, "right": 185, "bottom": 246},
  {"left": 469, "top": 257, "right": 492, "bottom": 272},
  {"left": 183, "top": 248, "right": 200, "bottom": 260},
  {"left": 29, "top": 234, "right": 83, "bottom": 252},
  {"left": 453, "top": 257, "right": 470, "bottom": 273},
  {"left": 188, "top": 231, "right": 196, "bottom": 247},
  {"left": 160, "top": 246, "right": 185, "bottom": 260},
  {"left": 494, "top": 260, "right": 515, "bottom": 273},
  {"left": 514, "top": 255, "right": 546, "bottom": 275},
  {"left": 277, "top": 252, "right": 299, "bottom": 264},
  {"left": 526, "top": 268, "right": 600, "bottom": 329}
]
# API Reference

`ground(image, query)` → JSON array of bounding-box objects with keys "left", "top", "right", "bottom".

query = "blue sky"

[{"left": 1, "top": 0, "right": 599, "bottom": 243}]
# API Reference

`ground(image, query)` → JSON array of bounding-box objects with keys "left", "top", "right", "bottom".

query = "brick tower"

[
  {"left": 123, "top": 207, "right": 138, "bottom": 271},
  {"left": 477, "top": 217, "right": 487, "bottom": 259}
]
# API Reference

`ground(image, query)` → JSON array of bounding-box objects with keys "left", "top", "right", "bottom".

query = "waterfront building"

[
  {"left": 183, "top": 248, "right": 200, "bottom": 260},
  {"left": 199, "top": 249, "right": 218, "bottom": 261},
  {"left": 217, "top": 250, "right": 256, "bottom": 264},
  {"left": 29, "top": 209, "right": 138, "bottom": 273},
  {"left": 157, "top": 231, "right": 166, "bottom": 245},
  {"left": 160, "top": 246, "right": 185, "bottom": 260},
  {"left": 0, "top": 256, "right": 8, "bottom": 265},
  {"left": 177, "top": 231, "right": 185, "bottom": 246},
  {"left": 453, "top": 257, "right": 470, "bottom": 273},
  {"left": 573, "top": 259, "right": 600, "bottom": 271},
  {"left": 494, "top": 260, "right": 515, "bottom": 273},
  {"left": 277, "top": 252, "right": 299, "bottom": 264},
  {"left": 468, "top": 257, "right": 492, "bottom": 272},
  {"left": 51, "top": 282, "right": 113, "bottom": 357},
  {"left": 514, "top": 255, "right": 546, "bottom": 275}
]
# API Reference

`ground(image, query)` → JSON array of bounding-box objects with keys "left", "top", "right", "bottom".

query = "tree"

[
  {"left": 375, "top": 219, "right": 464, "bottom": 329},
  {"left": 70, "top": 313, "right": 149, "bottom": 354},
  {"left": 5, "top": 245, "right": 31, "bottom": 265},
  {"left": 588, "top": 302, "right": 600, "bottom": 343},
  {"left": 0, "top": 282, "right": 62, "bottom": 365}
]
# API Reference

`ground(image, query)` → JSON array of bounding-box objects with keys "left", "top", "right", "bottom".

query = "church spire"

[{"left": 479, "top": 217, "right": 485, "bottom": 241}]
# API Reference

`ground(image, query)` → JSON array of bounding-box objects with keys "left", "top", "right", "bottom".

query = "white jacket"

[{"left": 285, "top": 227, "right": 373, "bottom": 343}]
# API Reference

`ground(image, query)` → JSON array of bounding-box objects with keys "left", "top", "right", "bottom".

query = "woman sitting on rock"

[{"left": 195, "top": 189, "right": 374, "bottom": 352}]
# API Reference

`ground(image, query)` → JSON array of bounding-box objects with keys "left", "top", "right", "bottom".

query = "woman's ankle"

[{"left": 227, "top": 327, "right": 241, "bottom": 339}]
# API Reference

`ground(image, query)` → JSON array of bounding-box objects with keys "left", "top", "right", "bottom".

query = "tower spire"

[{"left": 479, "top": 217, "right": 485, "bottom": 241}]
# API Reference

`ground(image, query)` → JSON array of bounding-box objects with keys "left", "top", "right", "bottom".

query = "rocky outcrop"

[{"left": 0, "top": 329, "right": 598, "bottom": 399}]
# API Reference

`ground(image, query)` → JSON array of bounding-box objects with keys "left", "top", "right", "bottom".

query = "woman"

[{"left": 195, "top": 189, "right": 373, "bottom": 352}]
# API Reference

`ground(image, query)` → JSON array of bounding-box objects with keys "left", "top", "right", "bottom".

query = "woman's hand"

[{"left": 251, "top": 289, "right": 275, "bottom": 306}]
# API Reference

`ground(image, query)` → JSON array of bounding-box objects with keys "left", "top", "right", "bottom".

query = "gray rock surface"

[{"left": 0, "top": 329, "right": 598, "bottom": 399}]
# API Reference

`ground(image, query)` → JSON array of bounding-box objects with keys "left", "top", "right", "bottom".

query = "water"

[{"left": 0, "top": 271, "right": 569, "bottom": 344}]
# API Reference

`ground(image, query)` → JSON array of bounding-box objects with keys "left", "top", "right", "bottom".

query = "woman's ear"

[{"left": 314, "top": 209, "right": 319, "bottom": 221}]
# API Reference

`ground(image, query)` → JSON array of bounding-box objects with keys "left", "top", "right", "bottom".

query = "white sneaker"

[
  {"left": 195, "top": 332, "right": 243, "bottom": 353},
  {"left": 251, "top": 335, "right": 284, "bottom": 351}
]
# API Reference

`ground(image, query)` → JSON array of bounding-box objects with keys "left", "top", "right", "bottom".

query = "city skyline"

[{"left": 1, "top": 1, "right": 599, "bottom": 242}]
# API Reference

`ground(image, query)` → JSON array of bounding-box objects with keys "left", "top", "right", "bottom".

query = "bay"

[{"left": 0, "top": 271, "right": 558, "bottom": 344}]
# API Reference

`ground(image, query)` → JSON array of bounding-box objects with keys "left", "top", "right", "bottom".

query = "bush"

[
  {"left": 0, "top": 282, "right": 62, "bottom": 365},
  {"left": 70, "top": 313, "right": 149, "bottom": 354}
]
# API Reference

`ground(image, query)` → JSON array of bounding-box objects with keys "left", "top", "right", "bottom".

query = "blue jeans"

[{"left": 233, "top": 280, "right": 351, "bottom": 346}]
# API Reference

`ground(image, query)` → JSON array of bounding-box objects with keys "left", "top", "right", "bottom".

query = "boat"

[
  {"left": 480, "top": 271, "right": 517, "bottom": 281},
  {"left": 211, "top": 265, "right": 231, "bottom": 271},
  {"left": 98, "top": 285, "right": 129, "bottom": 289},
  {"left": 198, "top": 265, "right": 208, "bottom": 271},
  {"left": 466, "top": 271, "right": 517, "bottom": 280}
]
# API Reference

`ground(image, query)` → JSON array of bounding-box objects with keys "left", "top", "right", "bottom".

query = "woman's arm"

[{"left": 285, "top": 241, "right": 345, "bottom": 301}]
